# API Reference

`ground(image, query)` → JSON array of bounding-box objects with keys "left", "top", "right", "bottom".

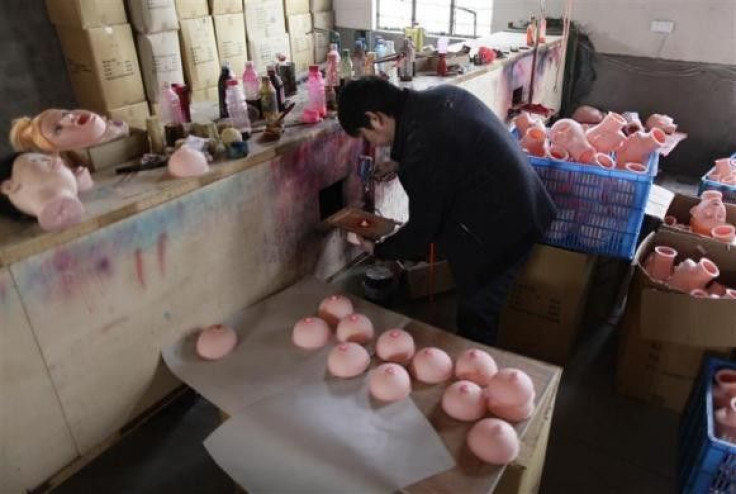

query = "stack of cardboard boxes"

[
  {"left": 310, "top": 0, "right": 334, "bottom": 64},
  {"left": 176, "top": 0, "right": 221, "bottom": 118},
  {"left": 46, "top": 0, "right": 149, "bottom": 129},
  {"left": 211, "top": 0, "right": 248, "bottom": 78},
  {"left": 129, "top": 0, "right": 186, "bottom": 116},
  {"left": 285, "top": 0, "right": 314, "bottom": 74},
  {"left": 244, "top": 0, "right": 290, "bottom": 73}
]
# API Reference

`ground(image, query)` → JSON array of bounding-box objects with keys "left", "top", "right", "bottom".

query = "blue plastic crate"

[
  {"left": 679, "top": 357, "right": 736, "bottom": 493},
  {"left": 698, "top": 153, "right": 736, "bottom": 204}
]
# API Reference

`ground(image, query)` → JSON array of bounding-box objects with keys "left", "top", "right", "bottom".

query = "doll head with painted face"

[
  {"left": 0, "top": 153, "right": 88, "bottom": 231},
  {"left": 9, "top": 109, "right": 128, "bottom": 153}
]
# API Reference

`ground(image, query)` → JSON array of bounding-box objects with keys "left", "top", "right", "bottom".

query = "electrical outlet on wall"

[{"left": 650, "top": 20, "right": 675, "bottom": 34}]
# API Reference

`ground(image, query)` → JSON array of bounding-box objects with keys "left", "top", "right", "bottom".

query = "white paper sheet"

[
  {"left": 204, "top": 378, "right": 456, "bottom": 493},
  {"left": 162, "top": 277, "right": 411, "bottom": 415}
]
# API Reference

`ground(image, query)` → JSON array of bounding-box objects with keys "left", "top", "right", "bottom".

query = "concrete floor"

[{"left": 55, "top": 258, "right": 679, "bottom": 493}]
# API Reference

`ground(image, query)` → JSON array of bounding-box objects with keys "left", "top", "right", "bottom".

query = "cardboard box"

[
  {"left": 397, "top": 260, "right": 455, "bottom": 300},
  {"left": 244, "top": 0, "right": 286, "bottom": 39},
  {"left": 635, "top": 229, "right": 736, "bottom": 348},
  {"left": 214, "top": 13, "right": 248, "bottom": 73},
  {"left": 46, "top": 0, "right": 127, "bottom": 29},
  {"left": 137, "top": 31, "right": 185, "bottom": 102},
  {"left": 128, "top": 0, "right": 179, "bottom": 33},
  {"left": 310, "top": 0, "right": 331, "bottom": 12},
  {"left": 174, "top": 0, "right": 209, "bottom": 18},
  {"left": 311, "top": 11, "right": 333, "bottom": 63},
  {"left": 66, "top": 128, "right": 148, "bottom": 172},
  {"left": 190, "top": 86, "right": 220, "bottom": 122},
  {"left": 616, "top": 272, "right": 731, "bottom": 413},
  {"left": 498, "top": 245, "right": 596, "bottom": 365},
  {"left": 662, "top": 193, "right": 736, "bottom": 238},
  {"left": 56, "top": 24, "right": 146, "bottom": 112},
  {"left": 287, "top": 14, "right": 314, "bottom": 73},
  {"left": 247, "top": 34, "right": 290, "bottom": 73},
  {"left": 179, "top": 16, "right": 221, "bottom": 90},
  {"left": 284, "top": 0, "right": 309, "bottom": 15},
  {"left": 106, "top": 101, "right": 151, "bottom": 130},
  {"left": 209, "top": 0, "right": 242, "bottom": 14}
]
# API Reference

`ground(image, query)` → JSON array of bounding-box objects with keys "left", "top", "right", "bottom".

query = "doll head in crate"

[
  {"left": 9, "top": 109, "right": 129, "bottom": 153},
  {"left": 0, "top": 152, "right": 91, "bottom": 231}
]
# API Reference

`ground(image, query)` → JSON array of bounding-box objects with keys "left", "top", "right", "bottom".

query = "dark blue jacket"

[{"left": 374, "top": 85, "right": 557, "bottom": 295}]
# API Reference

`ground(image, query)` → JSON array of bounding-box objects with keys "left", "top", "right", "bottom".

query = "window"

[{"left": 377, "top": 0, "right": 493, "bottom": 38}]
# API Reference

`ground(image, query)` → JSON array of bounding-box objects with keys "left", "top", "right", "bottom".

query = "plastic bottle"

[
  {"left": 400, "top": 37, "right": 415, "bottom": 81},
  {"left": 158, "top": 82, "right": 184, "bottom": 125},
  {"left": 326, "top": 44, "right": 340, "bottom": 88},
  {"left": 303, "top": 65, "right": 326, "bottom": 123},
  {"left": 225, "top": 80, "right": 251, "bottom": 135},
  {"left": 351, "top": 39, "right": 366, "bottom": 78},
  {"left": 242, "top": 61, "right": 260, "bottom": 101},
  {"left": 267, "top": 65, "right": 286, "bottom": 112},
  {"left": 339, "top": 48, "right": 353, "bottom": 85},
  {"left": 218, "top": 62, "right": 232, "bottom": 118},
  {"left": 375, "top": 37, "right": 387, "bottom": 74},
  {"left": 538, "top": 17, "right": 547, "bottom": 43},
  {"left": 259, "top": 76, "right": 278, "bottom": 121},
  {"left": 526, "top": 17, "right": 536, "bottom": 47}
]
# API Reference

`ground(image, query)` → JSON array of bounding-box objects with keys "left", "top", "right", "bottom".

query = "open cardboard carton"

[
  {"left": 67, "top": 128, "right": 148, "bottom": 173},
  {"left": 634, "top": 228, "right": 736, "bottom": 348},
  {"left": 660, "top": 193, "right": 736, "bottom": 240}
]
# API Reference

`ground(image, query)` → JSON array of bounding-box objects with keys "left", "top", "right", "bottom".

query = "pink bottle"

[
  {"left": 159, "top": 82, "right": 185, "bottom": 125},
  {"left": 645, "top": 114, "right": 677, "bottom": 135},
  {"left": 616, "top": 129, "right": 666, "bottom": 168},
  {"left": 242, "top": 61, "right": 260, "bottom": 101},
  {"left": 467, "top": 418, "right": 520, "bottom": 465},
  {"left": 585, "top": 112, "right": 626, "bottom": 153},
  {"left": 519, "top": 127, "right": 548, "bottom": 157},
  {"left": 643, "top": 245, "right": 677, "bottom": 282},
  {"left": 690, "top": 196, "right": 727, "bottom": 236},
  {"left": 549, "top": 119, "right": 596, "bottom": 164},
  {"left": 715, "top": 397, "right": 736, "bottom": 441},
  {"left": 303, "top": 65, "right": 327, "bottom": 123}
]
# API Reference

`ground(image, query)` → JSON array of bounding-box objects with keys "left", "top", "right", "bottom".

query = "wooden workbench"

[{"left": 1, "top": 32, "right": 564, "bottom": 493}]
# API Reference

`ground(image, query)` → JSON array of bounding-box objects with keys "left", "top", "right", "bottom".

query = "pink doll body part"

[
  {"left": 196, "top": 324, "right": 238, "bottom": 360},
  {"left": 336, "top": 313, "right": 375, "bottom": 344},
  {"left": 292, "top": 317, "right": 331, "bottom": 349},
  {"left": 411, "top": 347, "right": 454, "bottom": 384},
  {"left": 643, "top": 245, "right": 677, "bottom": 282},
  {"left": 441, "top": 380, "right": 487, "bottom": 421},
  {"left": 585, "top": 112, "right": 626, "bottom": 154},
  {"left": 645, "top": 114, "right": 677, "bottom": 135},
  {"left": 327, "top": 342, "right": 371, "bottom": 378},
  {"left": 485, "top": 368, "right": 536, "bottom": 411},
  {"left": 467, "top": 418, "right": 520, "bottom": 465},
  {"left": 168, "top": 146, "right": 210, "bottom": 178},
  {"left": 318, "top": 295, "right": 354, "bottom": 326},
  {"left": 549, "top": 119, "right": 596, "bottom": 164},
  {"left": 616, "top": 129, "right": 666, "bottom": 168},
  {"left": 571, "top": 105, "right": 604, "bottom": 125},
  {"left": 455, "top": 348, "right": 498, "bottom": 386},
  {"left": 519, "top": 128, "right": 548, "bottom": 157},
  {"left": 1, "top": 153, "right": 85, "bottom": 231},
  {"left": 74, "top": 166, "right": 94, "bottom": 191},
  {"left": 369, "top": 363, "right": 412, "bottom": 402},
  {"left": 376, "top": 329, "right": 416, "bottom": 365}
]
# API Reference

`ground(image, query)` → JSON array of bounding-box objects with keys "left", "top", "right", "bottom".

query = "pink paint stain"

[
  {"left": 157, "top": 233, "right": 168, "bottom": 277},
  {"left": 135, "top": 249, "right": 146, "bottom": 288}
]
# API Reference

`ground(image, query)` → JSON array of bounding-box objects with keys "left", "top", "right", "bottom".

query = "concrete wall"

[{"left": 0, "top": 0, "right": 76, "bottom": 157}]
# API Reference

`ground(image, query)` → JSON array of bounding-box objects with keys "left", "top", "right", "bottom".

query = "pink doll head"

[{"left": 10, "top": 109, "right": 109, "bottom": 153}]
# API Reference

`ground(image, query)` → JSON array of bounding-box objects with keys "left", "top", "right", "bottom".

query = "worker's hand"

[
  {"left": 347, "top": 232, "right": 375, "bottom": 255},
  {"left": 373, "top": 160, "right": 399, "bottom": 182}
]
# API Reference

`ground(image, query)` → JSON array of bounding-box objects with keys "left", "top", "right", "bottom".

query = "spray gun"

[{"left": 357, "top": 155, "right": 375, "bottom": 212}]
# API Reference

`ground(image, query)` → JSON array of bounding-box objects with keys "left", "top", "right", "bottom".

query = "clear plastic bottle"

[
  {"left": 225, "top": 80, "right": 251, "bottom": 135},
  {"left": 351, "top": 39, "right": 366, "bottom": 78},
  {"left": 306, "top": 65, "right": 326, "bottom": 117},
  {"left": 242, "top": 61, "right": 260, "bottom": 101},
  {"left": 259, "top": 76, "right": 278, "bottom": 121},
  {"left": 158, "top": 82, "right": 184, "bottom": 125},
  {"left": 339, "top": 48, "right": 353, "bottom": 84},
  {"left": 375, "top": 37, "right": 387, "bottom": 74}
]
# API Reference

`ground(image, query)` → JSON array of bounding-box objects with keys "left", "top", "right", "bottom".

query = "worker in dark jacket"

[{"left": 338, "top": 77, "right": 557, "bottom": 345}]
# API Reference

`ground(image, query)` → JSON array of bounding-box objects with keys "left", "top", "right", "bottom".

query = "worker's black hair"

[
  {"left": 337, "top": 77, "right": 404, "bottom": 137},
  {"left": 0, "top": 153, "right": 34, "bottom": 222}
]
